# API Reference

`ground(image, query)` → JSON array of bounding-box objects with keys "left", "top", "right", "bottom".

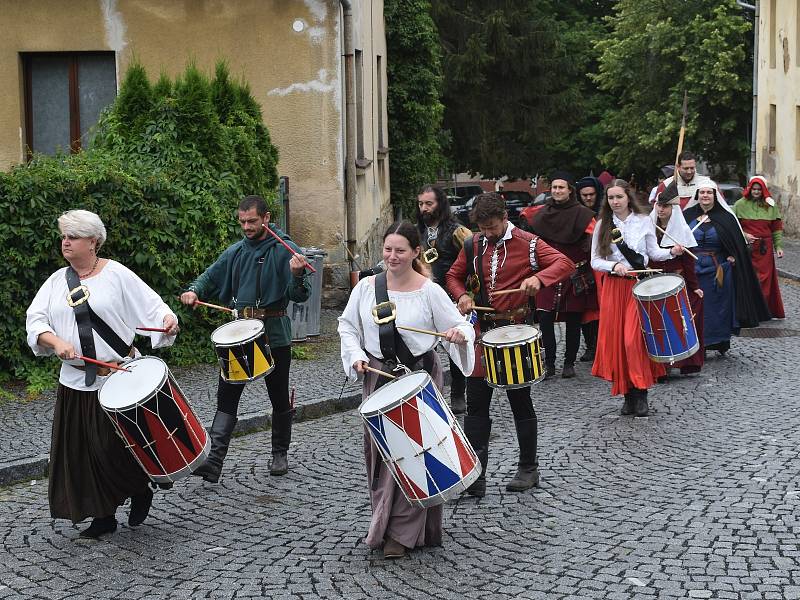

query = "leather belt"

[
  {"left": 75, "top": 347, "right": 135, "bottom": 377},
  {"left": 481, "top": 306, "right": 530, "bottom": 323},
  {"left": 241, "top": 307, "right": 286, "bottom": 319}
]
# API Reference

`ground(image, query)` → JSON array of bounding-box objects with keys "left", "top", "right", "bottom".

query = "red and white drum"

[{"left": 98, "top": 356, "right": 210, "bottom": 484}]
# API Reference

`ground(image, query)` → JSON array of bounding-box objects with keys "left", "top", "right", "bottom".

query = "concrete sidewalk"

[{"left": 777, "top": 236, "right": 800, "bottom": 282}]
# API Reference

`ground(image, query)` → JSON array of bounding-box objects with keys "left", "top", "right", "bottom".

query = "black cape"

[{"left": 683, "top": 202, "right": 771, "bottom": 328}]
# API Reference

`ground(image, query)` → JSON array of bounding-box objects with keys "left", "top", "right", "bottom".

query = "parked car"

[
  {"left": 718, "top": 182, "right": 743, "bottom": 205},
  {"left": 453, "top": 189, "right": 533, "bottom": 228}
]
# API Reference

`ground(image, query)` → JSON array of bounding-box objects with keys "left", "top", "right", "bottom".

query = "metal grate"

[{"left": 739, "top": 328, "right": 800, "bottom": 338}]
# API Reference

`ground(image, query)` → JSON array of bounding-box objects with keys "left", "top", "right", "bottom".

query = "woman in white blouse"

[
  {"left": 590, "top": 180, "right": 684, "bottom": 417},
  {"left": 26, "top": 210, "right": 178, "bottom": 539},
  {"left": 338, "top": 221, "right": 474, "bottom": 559}
]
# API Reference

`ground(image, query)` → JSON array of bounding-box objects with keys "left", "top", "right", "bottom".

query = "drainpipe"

[
  {"left": 340, "top": 0, "right": 358, "bottom": 263},
  {"left": 738, "top": 0, "right": 758, "bottom": 177}
]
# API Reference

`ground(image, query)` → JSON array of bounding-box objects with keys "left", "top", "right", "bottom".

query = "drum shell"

[
  {"left": 99, "top": 357, "right": 210, "bottom": 484},
  {"left": 359, "top": 371, "right": 480, "bottom": 508},
  {"left": 479, "top": 325, "right": 545, "bottom": 389},
  {"left": 211, "top": 319, "right": 275, "bottom": 383}
]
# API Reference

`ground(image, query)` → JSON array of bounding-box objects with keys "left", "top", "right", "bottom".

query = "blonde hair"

[{"left": 58, "top": 210, "right": 107, "bottom": 249}]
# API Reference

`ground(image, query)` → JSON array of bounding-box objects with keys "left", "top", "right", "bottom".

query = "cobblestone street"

[{"left": 2, "top": 279, "right": 800, "bottom": 599}]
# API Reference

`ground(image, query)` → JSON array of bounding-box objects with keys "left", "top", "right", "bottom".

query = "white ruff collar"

[{"left": 612, "top": 213, "right": 651, "bottom": 255}]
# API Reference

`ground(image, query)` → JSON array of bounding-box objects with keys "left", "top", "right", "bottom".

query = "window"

[
  {"left": 23, "top": 52, "right": 117, "bottom": 157},
  {"left": 769, "top": 103, "right": 777, "bottom": 152},
  {"left": 769, "top": 0, "right": 777, "bottom": 69},
  {"left": 376, "top": 55, "right": 387, "bottom": 156},
  {"left": 796, "top": 106, "right": 800, "bottom": 158},
  {"left": 355, "top": 49, "right": 364, "bottom": 160}
]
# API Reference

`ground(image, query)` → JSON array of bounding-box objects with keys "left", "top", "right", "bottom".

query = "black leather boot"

[
  {"left": 79, "top": 516, "right": 117, "bottom": 539},
  {"left": 579, "top": 321, "right": 597, "bottom": 362},
  {"left": 270, "top": 408, "right": 294, "bottom": 475},
  {"left": 463, "top": 415, "right": 491, "bottom": 497},
  {"left": 450, "top": 395, "right": 466, "bottom": 415},
  {"left": 193, "top": 411, "right": 238, "bottom": 483},
  {"left": 128, "top": 487, "right": 153, "bottom": 526},
  {"left": 506, "top": 417, "right": 540, "bottom": 492},
  {"left": 620, "top": 392, "right": 636, "bottom": 416},
  {"left": 634, "top": 388, "right": 649, "bottom": 417}
]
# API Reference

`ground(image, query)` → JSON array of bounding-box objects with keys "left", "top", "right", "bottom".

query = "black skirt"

[{"left": 48, "top": 384, "right": 149, "bottom": 522}]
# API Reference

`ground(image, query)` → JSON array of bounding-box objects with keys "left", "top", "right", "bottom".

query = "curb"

[
  {"left": 778, "top": 268, "right": 800, "bottom": 283},
  {"left": 0, "top": 370, "right": 453, "bottom": 488}
]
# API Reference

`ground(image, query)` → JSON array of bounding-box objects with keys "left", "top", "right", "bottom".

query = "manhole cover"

[{"left": 739, "top": 328, "right": 800, "bottom": 338}]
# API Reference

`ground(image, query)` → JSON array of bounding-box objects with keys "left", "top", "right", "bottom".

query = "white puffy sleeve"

[
  {"left": 591, "top": 220, "right": 617, "bottom": 273},
  {"left": 25, "top": 273, "right": 58, "bottom": 357},
  {"left": 116, "top": 263, "right": 177, "bottom": 349},
  {"left": 427, "top": 282, "right": 475, "bottom": 376},
  {"left": 337, "top": 279, "right": 370, "bottom": 382}
]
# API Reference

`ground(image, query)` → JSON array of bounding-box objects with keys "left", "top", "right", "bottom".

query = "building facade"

[
  {"left": 0, "top": 0, "right": 391, "bottom": 305},
  {"left": 755, "top": 0, "right": 800, "bottom": 233}
]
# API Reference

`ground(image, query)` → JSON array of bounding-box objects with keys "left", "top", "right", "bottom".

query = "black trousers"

[
  {"left": 537, "top": 310, "right": 582, "bottom": 367},
  {"left": 449, "top": 357, "right": 466, "bottom": 398},
  {"left": 217, "top": 345, "right": 292, "bottom": 417},
  {"left": 465, "top": 377, "right": 537, "bottom": 422}
]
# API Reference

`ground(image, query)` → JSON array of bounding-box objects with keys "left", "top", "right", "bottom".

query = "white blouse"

[
  {"left": 338, "top": 277, "right": 475, "bottom": 381},
  {"left": 591, "top": 213, "right": 673, "bottom": 272},
  {"left": 26, "top": 260, "right": 177, "bottom": 391}
]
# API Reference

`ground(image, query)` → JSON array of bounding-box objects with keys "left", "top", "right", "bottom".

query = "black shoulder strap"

[
  {"left": 468, "top": 234, "right": 490, "bottom": 307},
  {"left": 65, "top": 267, "right": 132, "bottom": 386},
  {"left": 616, "top": 239, "right": 646, "bottom": 271},
  {"left": 374, "top": 271, "right": 416, "bottom": 368}
]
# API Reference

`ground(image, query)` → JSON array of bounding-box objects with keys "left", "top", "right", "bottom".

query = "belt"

[
  {"left": 75, "top": 347, "right": 135, "bottom": 376},
  {"left": 241, "top": 307, "right": 287, "bottom": 319},
  {"left": 481, "top": 306, "right": 530, "bottom": 324}
]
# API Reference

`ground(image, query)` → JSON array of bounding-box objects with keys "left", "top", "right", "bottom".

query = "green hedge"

[{"left": 0, "top": 61, "right": 280, "bottom": 389}]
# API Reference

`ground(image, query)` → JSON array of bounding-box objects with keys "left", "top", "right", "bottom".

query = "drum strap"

[
  {"left": 615, "top": 240, "right": 646, "bottom": 272},
  {"left": 374, "top": 271, "right": 417, "bottom": 369},
  {"left": 464, "top": 234, "right": 489, "bottom": 308},
  {"left": 65, "top": 267, "right": 133, "bottom": 386}
]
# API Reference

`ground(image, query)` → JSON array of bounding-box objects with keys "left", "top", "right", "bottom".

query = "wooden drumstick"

[
  {"left": 653, "top": 225, "right": 699, "bottom": 260},
  {"left": 397, "top": 325, "right": 449, "bottom": 339},
  {"left": 77, "top": 355, "right": 131, "bottom": 373},
  {"left": 363, "top": 365, "right": 397, "bottom": 379},
  {"left": 491, "top": 288, "right": 525, "bottom": 296},
  {"left": 625, "top": 269, "right": 663, "bottom": 274},
  {"left": 136, "top": 326, "right": 170, "bottom": 333},
  {"left": 472, "top": 306, "right": 496, "bottom": 312},
  {"left": 193, "top": 300, "right": 236, "bottom": 314},
  {"left": 262, "top": 224, "right": 317, "bottom": 273}
]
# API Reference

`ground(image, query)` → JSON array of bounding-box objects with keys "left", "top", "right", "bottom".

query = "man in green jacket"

[{"left": 181, "top": 195, "right": 311, "bottom": 482}]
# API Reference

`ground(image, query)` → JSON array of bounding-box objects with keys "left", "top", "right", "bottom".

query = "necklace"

[{"left": 78, "top": 256, "right": 100, "bottom": 279}]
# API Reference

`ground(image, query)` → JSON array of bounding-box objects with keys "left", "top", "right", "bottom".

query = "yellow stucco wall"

[
  {"left": 756, "top": 0, "right": 800, "bottom": 234},
  {"left": 0, "top": 0, "right": 391, "bottom": 280}
]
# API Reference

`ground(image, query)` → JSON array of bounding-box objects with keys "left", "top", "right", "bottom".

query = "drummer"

[
  {"left": 338, "top": 221, "right": 474, "bottom": 559},
  {"left": 180, "top": 195, "right": 310, "bottom": 482},
  {"left": 446, "top": 193, "right": 575, "bottom": 497},
  {"left": 26, "top": 209, "right": 179, "bottom": 538},
  {"left": 590, "top": 179, "right": 684, "bottom": 417}
]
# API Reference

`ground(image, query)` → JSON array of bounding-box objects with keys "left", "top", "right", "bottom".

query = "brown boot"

[{"left": 383, "top": 537, "right": 406, "bottom": 559}]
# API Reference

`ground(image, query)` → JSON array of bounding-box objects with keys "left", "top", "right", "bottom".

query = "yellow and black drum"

[
  {"left": 210, "top": 319, "right": 275, "bottom": 383},
  {"left": 479, "top": 324, "right": 544, "bottom": 389}
]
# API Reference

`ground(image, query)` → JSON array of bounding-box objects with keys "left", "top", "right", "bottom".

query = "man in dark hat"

[
  {"left": 523, "top": 171, "right": 597, "bottom": 379},
  {"left": 648, "top": 165, "right": 675, "bottom": 203}
]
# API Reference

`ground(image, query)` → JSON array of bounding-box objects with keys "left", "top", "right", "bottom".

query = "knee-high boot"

[
  {"left": 193, "top": 411, "right": 238, "bottom": 483},
  {"left": 463, "top": 415, "right": 491, "bottom": 497},
  {"left": 634, "top": 388, "right": 649, "bottom": 417},
  {"left": 506, "top": 417, "right": 540, "bottom": 491},
  {"left": 580, "top": 320, "right": 598, "bottom": 362},
  {"left": 270, "top": 408, "right": 294, "bottom": 475}
]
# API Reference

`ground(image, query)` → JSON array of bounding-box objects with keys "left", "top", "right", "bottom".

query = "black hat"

[
  {"left": 656, "top": 181, "right": 680, "bottom": 205},
  {"left": 550, "top": 170, "right": 575, "bottom": 187}
]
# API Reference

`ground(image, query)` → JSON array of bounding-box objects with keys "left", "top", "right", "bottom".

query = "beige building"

[
  {"left": 755, "top": 0, "right": 800, "bottom": 233},
  {"left": 0, "top": 0, "right": 391, "bottom": 304}
]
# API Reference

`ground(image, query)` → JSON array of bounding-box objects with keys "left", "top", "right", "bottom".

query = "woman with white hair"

[{"left": 26, "top": 209, "right": 179, "bottom": 539}]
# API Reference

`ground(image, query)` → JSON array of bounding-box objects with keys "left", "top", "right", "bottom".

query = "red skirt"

[{"left": 592, "top": 276, "right": 665, "bottom": 396}]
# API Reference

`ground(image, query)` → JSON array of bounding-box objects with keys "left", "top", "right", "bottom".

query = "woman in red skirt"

[{"left": 590, "top": 180, "right": 685, "bottom": 417}]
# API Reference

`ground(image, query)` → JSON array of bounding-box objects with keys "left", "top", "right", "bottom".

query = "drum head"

[
  {"left": 98, "top": 356, "right": 167, "bottom": 409},
  {"left": 481, "top": 324, "right": 539, "bottom": 347},
  {"left": 633, "top": 273, "right": 685, "bottom": 300},
  {"left": 360, "top": 371, "right": 430, "bottom": 416},
  {"left": 211, "top": 319, "right": 264, "bottom": 344}
]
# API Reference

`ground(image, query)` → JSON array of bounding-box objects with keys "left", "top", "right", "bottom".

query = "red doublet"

[{"left": 446, "top": 227, "right": 575, "bottom": 378}]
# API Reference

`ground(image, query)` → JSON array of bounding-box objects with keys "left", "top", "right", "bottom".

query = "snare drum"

[
  {"left": 211, "top": 319, "right": 275, "bottom": 383},
  {"left": 98, "top": 356, "right": 210, "bottom": 483},
  {"left": 479, "top": 324, "right": 544, "bottom": 389},
  {"left": 632, "top": 273, "right": 699, "bottom": 363},
  {"left": 359, "top": 371, "right": 480, "bottom": 508}
]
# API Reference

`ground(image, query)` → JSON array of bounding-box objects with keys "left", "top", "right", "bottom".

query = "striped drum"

[{"left": 479, "top": 324, "right": 545, "bottom": 389}]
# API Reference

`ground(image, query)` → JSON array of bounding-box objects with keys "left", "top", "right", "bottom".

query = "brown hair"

[
  {"left": 596, "top": 179, "right": 646, "bottom": 258},
  {"left": 383, "top": 221, "right": 431, "bottom": 277},
  {"left": 469, "top": 192, "right": 506, "bottom": 224}
]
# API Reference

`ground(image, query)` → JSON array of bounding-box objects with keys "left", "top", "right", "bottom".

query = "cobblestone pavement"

[{"left": 1, "top": 278, "right": 800, "bottom": 598}]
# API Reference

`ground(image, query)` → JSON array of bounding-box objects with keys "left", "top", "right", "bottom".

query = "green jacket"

[{"left": 189, "top": 225, "right": 311, "bottom": 347}]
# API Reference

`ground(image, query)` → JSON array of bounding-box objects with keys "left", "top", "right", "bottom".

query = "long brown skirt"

[{"left": 49, "top": 384, "right": 150, "bottom": 523}]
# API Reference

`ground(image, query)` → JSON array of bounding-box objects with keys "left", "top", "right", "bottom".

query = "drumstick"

[
  {"left": 491, "top": 288, "right": 524, "bottom": 296},
  {"left": 194, "top": 300, "right": 236, "bottom": 314},
  {"left": 262, "top": 224, "right": 317, "bottom": 273},
  {"left": 77, "top": 355, "right": 131, "bottom": 373},
  {"left": 625, "top": 269, "right": 663, "bottom": 274},
  {"left": 363, "top": 365, "right": 397, "bottom": 379},
  {"left": 397, "top": 325, "right": 449, "bottom": 339},
  {"left": 136, "top": 326, "right": 169, "bottom": 333},
  {"left": 690, "top": 215, "right": 709, "bottom": 232},
  {"left": 653, "top": 225, "right": 699, "bottom": 260},
  {"left": 472, "top": 306, "right": 496, "bottom": 312}
]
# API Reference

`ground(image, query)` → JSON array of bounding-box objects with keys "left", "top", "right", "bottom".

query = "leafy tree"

[
  {"left": 595, "top": 0, "right": 752, "bottom": 179},
  {"left": 385, "top": 0, "right": 445, "bottom": 215}
]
